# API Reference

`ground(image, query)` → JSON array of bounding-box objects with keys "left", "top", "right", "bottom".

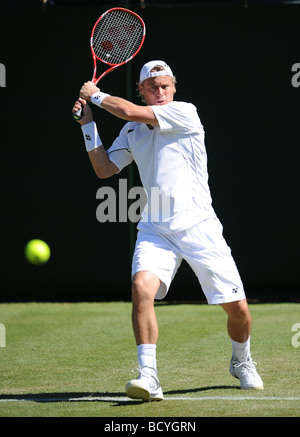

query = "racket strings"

[{"left": 92, "top": 10, "right": 144, "bottom": 65}]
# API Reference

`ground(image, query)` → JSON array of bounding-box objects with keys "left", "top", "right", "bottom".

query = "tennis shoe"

[
  {"left": 229, "top": 356, "right": 264, "bottom": 390},
  {"left": 126, "top": 367, "right": 164, "bottom": 401}
]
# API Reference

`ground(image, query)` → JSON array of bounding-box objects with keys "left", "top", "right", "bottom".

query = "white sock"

[
  {"left": 137, "top": 344, "right": 157, "bottom": 372},
  {"left": 231, "top": 337, "right": 251, "bottom": 361}
]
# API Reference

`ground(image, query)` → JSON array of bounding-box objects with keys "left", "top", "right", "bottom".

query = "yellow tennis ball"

[{"left": 25, "top": 239, "right": 51, "bottom": 266}]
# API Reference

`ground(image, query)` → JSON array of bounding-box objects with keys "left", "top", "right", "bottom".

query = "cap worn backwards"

[{"left": 139, "top": 60, "right": 174, "bottom": 83}]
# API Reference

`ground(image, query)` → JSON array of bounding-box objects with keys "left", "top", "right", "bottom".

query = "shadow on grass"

[
  {"left": 165, "top": 385, "right": 240, "bottom": 395},
  {"left": 0, "top": 385, "right": 239, "bottom": 406},
  {"left": 0, "top": 392, "right": 125, "bottom": 403}
]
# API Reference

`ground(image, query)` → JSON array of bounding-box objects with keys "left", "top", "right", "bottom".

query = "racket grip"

[{"left": 72, "top": 105, "right": 82, "bottom": 120}]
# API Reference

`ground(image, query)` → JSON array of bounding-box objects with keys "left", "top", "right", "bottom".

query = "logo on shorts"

[{"left": 232, "top": 287, "right": 238, "bottom": 294}]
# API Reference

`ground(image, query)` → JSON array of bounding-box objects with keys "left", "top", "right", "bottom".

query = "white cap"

[{"left": 139, "top": 60, "right": 174, "bottom": 83}]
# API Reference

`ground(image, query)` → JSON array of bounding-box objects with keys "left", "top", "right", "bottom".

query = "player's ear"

[
  {"left": 139, "top": 83, "right": 144, "bottom": 96},
  {"left": 172, "top": 77, "right": 176, "bottom": 95}
]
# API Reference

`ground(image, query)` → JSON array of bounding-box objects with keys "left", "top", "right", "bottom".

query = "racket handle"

[{"left": 72, "top": 105, "right": 82, "bottom": 120}]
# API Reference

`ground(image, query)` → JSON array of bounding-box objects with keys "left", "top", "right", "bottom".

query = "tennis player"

[{"left": 73, "top": 60, "right": 263, "bottom": 401}]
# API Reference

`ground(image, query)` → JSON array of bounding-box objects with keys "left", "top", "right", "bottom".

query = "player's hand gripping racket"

[{"left": 73, "top": 7, "right": 146, "bottom": 120}]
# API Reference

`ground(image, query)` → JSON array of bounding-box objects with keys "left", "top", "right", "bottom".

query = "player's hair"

[{"left": 136, "top": 65, "right": 177, "bottom": 103}]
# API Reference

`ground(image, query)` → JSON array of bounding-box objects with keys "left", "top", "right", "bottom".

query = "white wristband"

[
  {"left": 91, "top": 91, "right": 111, "bottom": 108},
  {"left": 81, "top": 122, "right": 102, "bottom": 152}
]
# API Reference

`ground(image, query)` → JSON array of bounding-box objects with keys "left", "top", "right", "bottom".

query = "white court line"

[{"left": 0, "top": 395, "right": 300, "bottom": 402}]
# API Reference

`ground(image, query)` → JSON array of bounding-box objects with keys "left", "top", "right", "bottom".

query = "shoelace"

[
  {"left": 131, "top": 367, "right": 161, "bottom": 387},
  {"left": 233, "top": 360, "right": 258, "bottom": 376},
  {"left": 234, "top": 360, "right": 257, "bottom": 368}
]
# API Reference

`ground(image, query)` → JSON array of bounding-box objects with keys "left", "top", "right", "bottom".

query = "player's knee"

[
  {"left": 131, "top": 276, "right": 150, "bottom": 303},
  {"left": 131, "top": 272, "right": 158, "bottom": 305},
  {"left": 235, "top": 304, "right": 251, "bottom": 323},
  {"left": 222, "top": 299, "right": 251, "bottom": 322}
]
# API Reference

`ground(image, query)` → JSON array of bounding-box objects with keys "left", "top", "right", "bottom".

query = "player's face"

[{"left": 139, "top": 76, "right": 175, "bottom": 106}]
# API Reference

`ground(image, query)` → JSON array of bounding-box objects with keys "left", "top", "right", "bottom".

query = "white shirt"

[{"left": 107, "top": 101, "right": 216, "bottom": 233}]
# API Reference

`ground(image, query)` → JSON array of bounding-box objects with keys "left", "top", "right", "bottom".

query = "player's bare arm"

[
  {"left": 80, "top": 81, "right": 159, "bottom": 127},
  {"left": 72, "top": 97, "right": 119, "bottom": 179},
  {"left": 88, "top": 146, "right": 119, "bottom": 179},
  {"left": 102, "top": 96, "right": 159, "bottom": 126}
]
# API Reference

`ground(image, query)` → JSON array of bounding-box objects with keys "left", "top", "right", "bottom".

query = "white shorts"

[{"left": 132, "top": 218, "right": 246, "bottom": 304}]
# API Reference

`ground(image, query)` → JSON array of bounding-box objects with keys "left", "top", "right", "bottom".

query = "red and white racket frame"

[{"left": 90, "top": 7, "right": 146, "bottom": 85}]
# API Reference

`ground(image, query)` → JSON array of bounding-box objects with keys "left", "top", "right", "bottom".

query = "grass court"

[{"left": 0, "top": 301, "right": 299, "bottom": 417}]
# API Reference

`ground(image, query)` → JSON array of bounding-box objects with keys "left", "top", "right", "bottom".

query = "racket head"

[
  {"left": 72, "top": 8, "right": 145, "bottom": 120},
  {"left": 90, "top": 8, "right": 146, "bottom": 83}
]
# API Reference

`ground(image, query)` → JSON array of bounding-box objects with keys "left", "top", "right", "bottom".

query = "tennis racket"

[{"left": 73, "top": 7, "right": 146, "bottom": 120}]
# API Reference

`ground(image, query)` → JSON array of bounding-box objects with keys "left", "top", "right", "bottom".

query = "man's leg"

[
  {"left": 221, "top": 299, "right": 251, "bottom": 343},
  {"left": 126, "top": 270, "right": 164, "bottom": 401},
  {"left": 221, "top": 299, "right": 263, "bottom": 390},
  {"left": 131, "top": 271, "right": 161, "bottom": 345}
]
